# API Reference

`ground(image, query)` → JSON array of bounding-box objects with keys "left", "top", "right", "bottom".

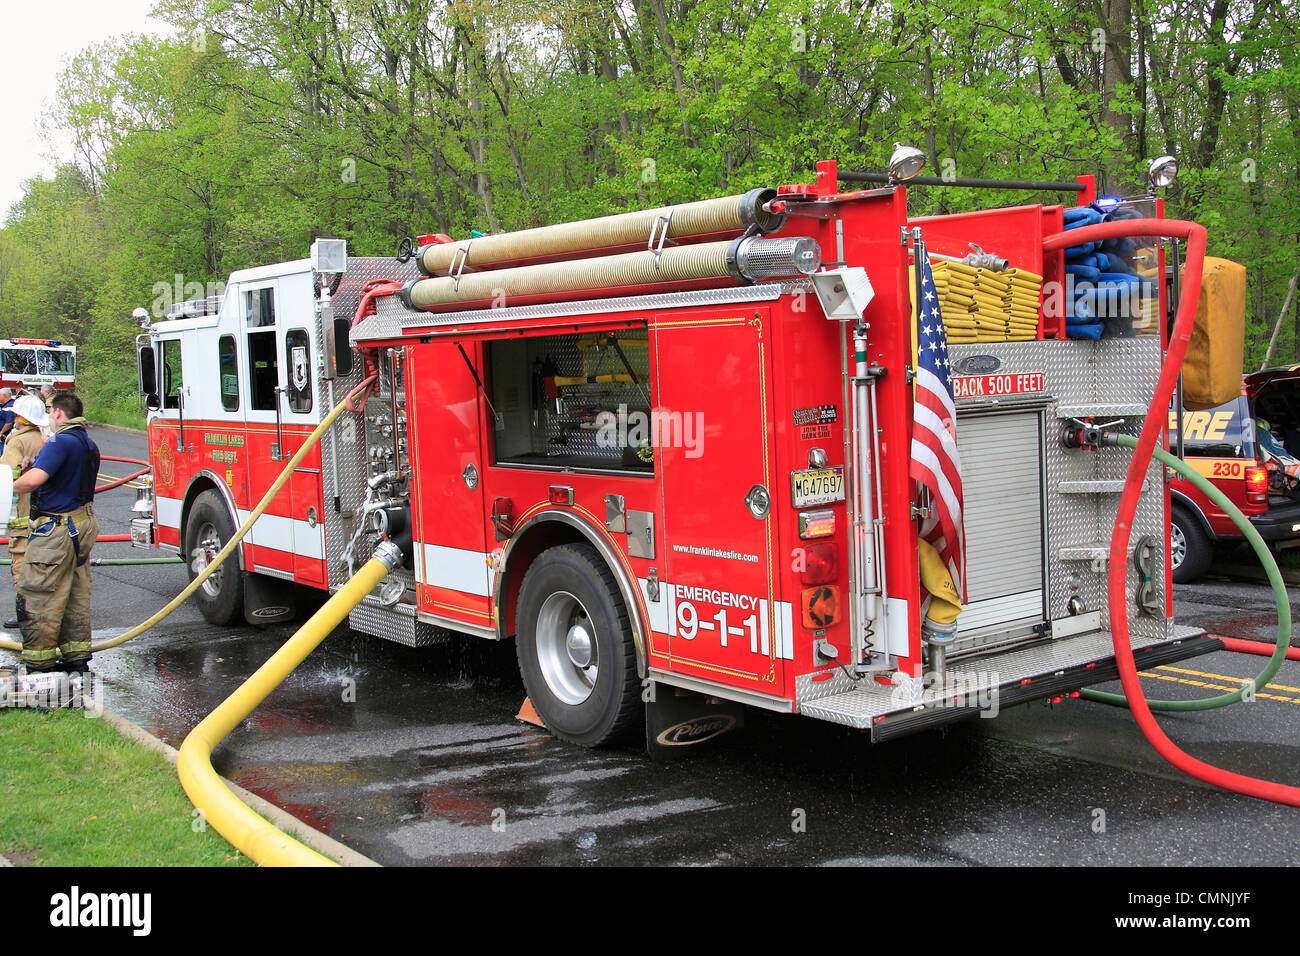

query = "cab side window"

[
  {"left": 161, "top": 339, "right": 184, "bottom": 409},
  {"left": 244, "top": 285, "right": 278, "bottom": 411},
  {"left": 218, "top": 335, "right": 239, "bottom": 412}
]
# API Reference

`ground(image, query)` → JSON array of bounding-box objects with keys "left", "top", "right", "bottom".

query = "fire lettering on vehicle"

[
  {"left": 1166, "top": 409, "right": 1233, "bottom": 442},
  {"left": 951, "top": 372, "right": 1045, "bottom": 399},
  {"left": 204, "top": 432, "right": 245, "bottom": 448}
]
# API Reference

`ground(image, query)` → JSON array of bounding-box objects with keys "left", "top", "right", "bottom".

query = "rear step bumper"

[{"left": 798, "top": 626, "right": 1223, "bottom": 742}]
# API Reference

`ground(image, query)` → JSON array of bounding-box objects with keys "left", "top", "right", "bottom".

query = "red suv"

[{"left": 1169, "top": 364, "right": 1300, "bottom": 582}]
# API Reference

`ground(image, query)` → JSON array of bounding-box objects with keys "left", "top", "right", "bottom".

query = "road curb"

[
  {"left": 90, "top": 422, "right": 146, "bottom": 436},
  {"left": 99, "top": 706, "right": 380, "bottom": 867}
]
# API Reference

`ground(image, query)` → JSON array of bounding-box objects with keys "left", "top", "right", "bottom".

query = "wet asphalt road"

[{"left": 8, "top": 426, "right": 1299, "bottom": 866}]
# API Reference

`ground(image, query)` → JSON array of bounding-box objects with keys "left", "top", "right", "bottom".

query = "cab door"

[{"left": 240, "top": 272, "right": 326, "bottom": 585}]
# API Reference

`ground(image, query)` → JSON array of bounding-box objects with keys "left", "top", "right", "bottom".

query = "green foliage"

[{"left": 0, "top": 0, "right": 1297, "bottom": 395}]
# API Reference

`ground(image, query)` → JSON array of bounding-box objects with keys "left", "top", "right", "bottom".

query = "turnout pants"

[
  {"left": 18, "top": 505, "right": 97, "bottom": 671},
  {"left": 9, "top": 532, "right": 27, "bottom": 590}
]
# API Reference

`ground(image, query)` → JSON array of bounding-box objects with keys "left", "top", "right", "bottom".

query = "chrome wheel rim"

[
  {"left": 1170, "top": 523, "right": 1186, "bottom": 569},
  {"left": 536, "top": 591, "right": 598, "bottom": 705},
  {"left": 191, "top": 522, "right": 224, "bottom": 598}
]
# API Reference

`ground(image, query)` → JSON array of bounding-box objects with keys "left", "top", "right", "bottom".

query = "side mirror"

[{"left": 138, "top": 345, "right": 157, "bottom": 396}]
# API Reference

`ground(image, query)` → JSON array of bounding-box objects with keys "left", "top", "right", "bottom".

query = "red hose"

[
  {"left": 96, "top": 467, "right": 150, "bottom": 493},
  {"left": 1052, "top": 219, "right": 1300, "bottom": 806},
  {"left": 347, "top": 280, "right": 405, "bottom": 412},
  {"left": 1216, "top": 636, "right": 1300, "bottom": 662}
]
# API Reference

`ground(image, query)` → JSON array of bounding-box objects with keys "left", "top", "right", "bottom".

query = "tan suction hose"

[
  {"left": 417, "top": 188, "right": 779, "bottom": 275},
  {"left": 407, "top": 241, "right": 735, "bottom": 311}
]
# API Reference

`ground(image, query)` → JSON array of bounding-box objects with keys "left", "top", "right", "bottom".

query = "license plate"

[{"left": 791, "top": 467, "right": 845, "bottom": 507}]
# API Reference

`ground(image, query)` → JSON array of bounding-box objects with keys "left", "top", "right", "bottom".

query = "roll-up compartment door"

[{"left": 954, "top": 410, "right": 1046, "bottom": 638}]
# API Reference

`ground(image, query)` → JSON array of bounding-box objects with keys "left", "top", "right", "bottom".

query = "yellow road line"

[
  {"left": 1156, "top": 664, "right": 1300, "bottom": 695},
  {"left": 1138, "top": 670, "right": 1298, "bottom": 704}
]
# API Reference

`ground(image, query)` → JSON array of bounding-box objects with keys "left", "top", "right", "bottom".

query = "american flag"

[{"left": 910, "top": 254, "right": 966, "bottom": 598}]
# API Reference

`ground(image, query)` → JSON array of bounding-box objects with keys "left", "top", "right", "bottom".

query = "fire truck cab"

[
  {"left": 136, "top": 163, "right": 1221, "bottom": 748},
  {"left": 0, "top": 338, "right": 76, "bottom": 392}
]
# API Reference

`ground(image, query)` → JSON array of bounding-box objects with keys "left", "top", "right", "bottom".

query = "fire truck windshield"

[
  {"left": 2, "top": 349, "right": 37, "bottom": 375},
  {"left": 36, "top": 349, "right": 74, "bottom": 374}
]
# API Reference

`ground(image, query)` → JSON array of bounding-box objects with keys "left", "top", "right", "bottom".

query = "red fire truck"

[
  {"left": 0, "top": 338, "right": 76, "bottom": 392},
  {"left": 133, "top": 160, "right": 1220, "bottom": 748}
]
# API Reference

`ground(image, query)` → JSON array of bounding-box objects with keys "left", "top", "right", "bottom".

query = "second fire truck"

[{"left": 133, "top": 158, "right": 1222, "bottom": 748}]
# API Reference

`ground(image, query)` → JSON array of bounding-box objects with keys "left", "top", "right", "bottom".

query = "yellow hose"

[
  {"left": 408, "top": 241, "right": 733, "bottom": 310},
  {"left": 0, "top": 376, "right": 375, "bottom": 655},
  {"left": 177, "top": 541, "right": 401, "bottom": 866},
  {"left": 418, "top": 191, "right": 772, "bottom": 275}
]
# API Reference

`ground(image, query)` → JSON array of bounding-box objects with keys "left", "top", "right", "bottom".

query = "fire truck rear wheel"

[
  {"left": 516, "top": 544, "right": 640, "bottom": 747},
  {"left": 1170, "top": 504, "right": 1212, "bottom": 584},
  {"left": 184, "top": 490, "right": 245, "bottom": 625}
]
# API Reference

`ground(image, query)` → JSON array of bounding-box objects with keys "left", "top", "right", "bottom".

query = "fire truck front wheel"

[
  {"left": 184, "top": 490, "right": 245, "bottom": 625},
  {"left": 516, "top": 544, "right": 640, "bottom": 747}
]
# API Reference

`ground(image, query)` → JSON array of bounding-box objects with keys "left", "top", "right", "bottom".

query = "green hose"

[{"left": 1080, "top": 432, "right": 1292, "bottom": 710}]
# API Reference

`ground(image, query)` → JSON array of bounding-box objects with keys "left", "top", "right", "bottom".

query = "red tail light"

[
  {"left": 799, "top": 541, "right": 839, "bottom": 586},
  {"left": 1246, "top": 465, "right": 1268, "bottom": 502}
]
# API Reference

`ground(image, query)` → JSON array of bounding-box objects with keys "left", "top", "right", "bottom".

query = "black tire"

[
  {"left": 183, "top": 490, "right": 245, "bottom": 625},
  {"left": 515, "top": 544, "right": 640, "bottom": 747},
  {"left": 1170, "top": 504, "right": 1213, "bottom": 584}
]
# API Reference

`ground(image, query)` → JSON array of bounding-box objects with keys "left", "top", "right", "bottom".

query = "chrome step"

[
  {"left": 797, "top": 626, "right": 1204, "bottom": 731},
  {"left": 1057, "top": 479, "right": 1147, "bottom": 494},
  {"left": 1055, "top": 403, "right": 1149, "bottom": 419},
  {"left": 1057, "top": 544, "right": 1111, "bottom": 561}
]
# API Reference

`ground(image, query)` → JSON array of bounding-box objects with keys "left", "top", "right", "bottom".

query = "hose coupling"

[
  {"left": 372, "top": 538, "right": 404, "bottom": 571},
  {"left": 1061, "top": 418, "right": 1124, "bottom": 450}
]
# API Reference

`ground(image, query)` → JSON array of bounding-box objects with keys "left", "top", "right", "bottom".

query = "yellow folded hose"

[
  {"left": 177, "top": 540, "right": 401, "bottom": 866},
  {"left": 0, "top": 376, "right": 375, "bottom": 655},
  {"left": 417, "top": 190, "right": 775, "bottom": 275}
]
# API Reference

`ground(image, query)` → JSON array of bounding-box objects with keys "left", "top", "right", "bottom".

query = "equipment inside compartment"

[{"left": 488, "top": 328, "right": 653, "bottom": 474}]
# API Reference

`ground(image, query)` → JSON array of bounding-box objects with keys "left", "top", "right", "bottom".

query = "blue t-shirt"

[
  {"left": 0, "top": 399, "right": 14, "bottom": 435},
  {"left": 31, "top": 429, "right": 97, "bottom": 514}
]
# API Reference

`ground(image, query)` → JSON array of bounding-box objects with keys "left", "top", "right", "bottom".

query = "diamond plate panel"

[
  {"left": 318, "top": 256, "right": 419, "bottom": 597},
  {"left": 348, "top": 595, "right": 449, "bottom": 648},
  {"left": 798, "top": 625, "right": 1190, "bottom": 728}
]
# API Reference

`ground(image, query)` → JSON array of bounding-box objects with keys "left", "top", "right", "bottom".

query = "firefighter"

[
  {"left": 11, "top": 393, "right": 99, "bottom": 673},
  {"left": 2, "top": 394, "right": 47, "bottom": 628}
]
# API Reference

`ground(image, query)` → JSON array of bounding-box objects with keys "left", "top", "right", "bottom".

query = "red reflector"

[
  {"left": 1050, "top": 696, "right": 1063, "bottom": 704},
  {"left": 799, "top": 541, "right": 839, "bottom": 586},
  {"left": 1020, "top": 678, "right": 1032, "bottom": 686},
  {"left": 1068, "top": 691, "right": 1081, "bottom": 698},
  {"left": 548, "top": 485, "right": 574, "bottom": 505}
]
